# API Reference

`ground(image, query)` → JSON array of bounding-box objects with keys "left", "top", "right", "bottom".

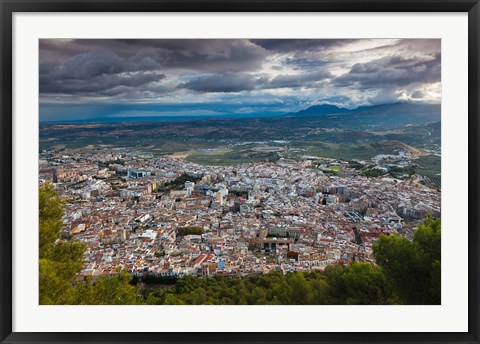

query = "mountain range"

[{"left": 286, "top": 102, "right": 440, "bottom": 130}]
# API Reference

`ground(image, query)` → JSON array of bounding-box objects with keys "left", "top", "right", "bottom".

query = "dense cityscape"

[{"left": 39, "top": 147, "right": 440, "bottom": 281}]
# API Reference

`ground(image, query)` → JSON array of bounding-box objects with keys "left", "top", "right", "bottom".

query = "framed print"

[{"left": 1, "top": 1, "right": 479, "bottom": 343}]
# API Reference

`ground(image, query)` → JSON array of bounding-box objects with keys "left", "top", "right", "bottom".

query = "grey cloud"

[
  {"left": 411, "top": 90, "right": 426, "bottom": 99},
  {"left": 284, "top": 57, "right": 330, "bottom": 70},
  {"left": 60, "top": 50, "right": 128, "bottom": 79},
  {"left": 41, "top": 71, "right": 165, "bottom": 96},
  {"left": 40, "top": 39, "right": 268, "bottom": 74},
  {"left": 251, "top": 39, "right": 355, "bottom": 52},
  {"left": 179, "top": 68, "right": 332, "bottom": 93},
  {"left": 134, "top": 57, "right": 162, "bottom": 71},
  {"left": 143, "top": 40, "right": 267, "bottom": 73},
  {"left": 367, "top": 39, "right": 441, "bottom": 56},
  {"left": 179, "top": 73, "right": 257, "bottom": 93},
  {"left": 267, "top": 70, "right": 333, "bottom": 89},
  {"left": 39, "top": 39, "right": 270, "bottom": 99},
  {"left": 40, "top": 47, "right": 166, "bottom": 97},
  {"left": 368, "top": 87, "right": 404, "bottom": 105},
  {"left": 333, "top": 53, "right": 440, "bottom": 89}
]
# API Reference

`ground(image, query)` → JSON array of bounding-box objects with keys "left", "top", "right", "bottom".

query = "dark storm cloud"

[
  {"left": 179, "top": 68, "right": 333, "bottom": 93},
  {"left": 41, "top": 72, "right": 165, "bottom": 96},
  {"left": 251, "top": 39, "right": 355, "bottom": 52},
  {"left": 179, "top": 73, "right": 258, "bottom": 93},
  {"left": 333, "top": 53, "right": 441, "bottom": 89},
  {"left": 137, "top": 39, "right": 268, "bottom": 72},
  {"left": 39, "top": 39, "right": 271, "bottom": 99},
  {"left": 40, "top": 39, "right": 268, "bottom": 73},
  {"left": 40, "top": 48, "right": 166, "bottom": 97},
  {"left": 58, "top": 50, "right": 128, "bottom": 79}
]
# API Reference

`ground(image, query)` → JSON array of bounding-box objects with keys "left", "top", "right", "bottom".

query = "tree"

[
  {"left": 39, "top": 184, "right": 86, "bottom": 304},
  {"left": 341, "top": 262, "right": 393, "bottom": 305},
  {"left": 285, "top": 273, "right": 313, "bottom": 305},
  {"left": 39, "top": 184, "right": 140, "bottom": 305},
  {"left": 373, "top": 216, "right": 441, "bottom": 304},
  {"left": 39, "top": 183, "right": 65, "bottom": 258},
  {"left": 39, "top": 258, "right": 76, "bottom": 304},
  {"left": 323, "top": 264, "right": 349, "bottom": 304},
  {"left": 411, "top": 216, "right": 441, "bottom": 304},
  {"left": 74, "top": 271, "right": 141, "bottom": 305},
  {"left": 372, "top": 235, "right": 416, "bottom": 303},
  {"left": 309, "top": 276, "right": 330, "bottom": 305}
]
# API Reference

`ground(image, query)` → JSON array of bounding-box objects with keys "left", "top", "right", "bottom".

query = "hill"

[
  {"left": 287, "top": 102, "right": 440, "bottom": 130},
  {"left": 289, "top": 104, "right": 351, "bottom": 116}
]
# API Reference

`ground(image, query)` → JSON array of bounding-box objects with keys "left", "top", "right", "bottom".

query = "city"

[{"left": 39, "top": 147, "right": 440, "bottom": 281}]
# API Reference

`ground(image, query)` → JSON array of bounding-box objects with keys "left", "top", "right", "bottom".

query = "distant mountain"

[
  {"left": 290, "top": 104, "right": 351, "bottom": 116},
  {"left": 288, "top": 102, "right": 440, "bottom": 130},
  {"left": 346, "top": 102, "right": 440, "bottom": 129}
]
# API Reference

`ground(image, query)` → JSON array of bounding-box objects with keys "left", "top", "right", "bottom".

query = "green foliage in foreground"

[
  {"left": 141, "top": 264, "right": 394, "bottom": 305},
  {"left": 39, "top": 184, "right": 440, "bottom": 305},
  {"left": 39, "top": 184, "right": 140, "bottom": 305},
  {"left": 374, "top": 216, "right": 441, "bottom": 304}
]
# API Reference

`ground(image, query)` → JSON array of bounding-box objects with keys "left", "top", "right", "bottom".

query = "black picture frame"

[{"left": 1, "top": 1, "right": 479, "bottom": 343}]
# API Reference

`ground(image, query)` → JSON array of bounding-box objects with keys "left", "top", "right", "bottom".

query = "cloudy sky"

[{"left": 39, "top": 39, "right": 441, "bottom": 122}]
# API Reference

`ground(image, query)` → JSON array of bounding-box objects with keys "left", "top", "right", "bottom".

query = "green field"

[
  {"left": 292, "top": 141, "right": 406, "bottom": 161},
  {"left": 413, "top": 155, "right": 441, "bottom": 189},
  {"left": 186, "top": 149, "right": 280, "bottom": 166}
]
